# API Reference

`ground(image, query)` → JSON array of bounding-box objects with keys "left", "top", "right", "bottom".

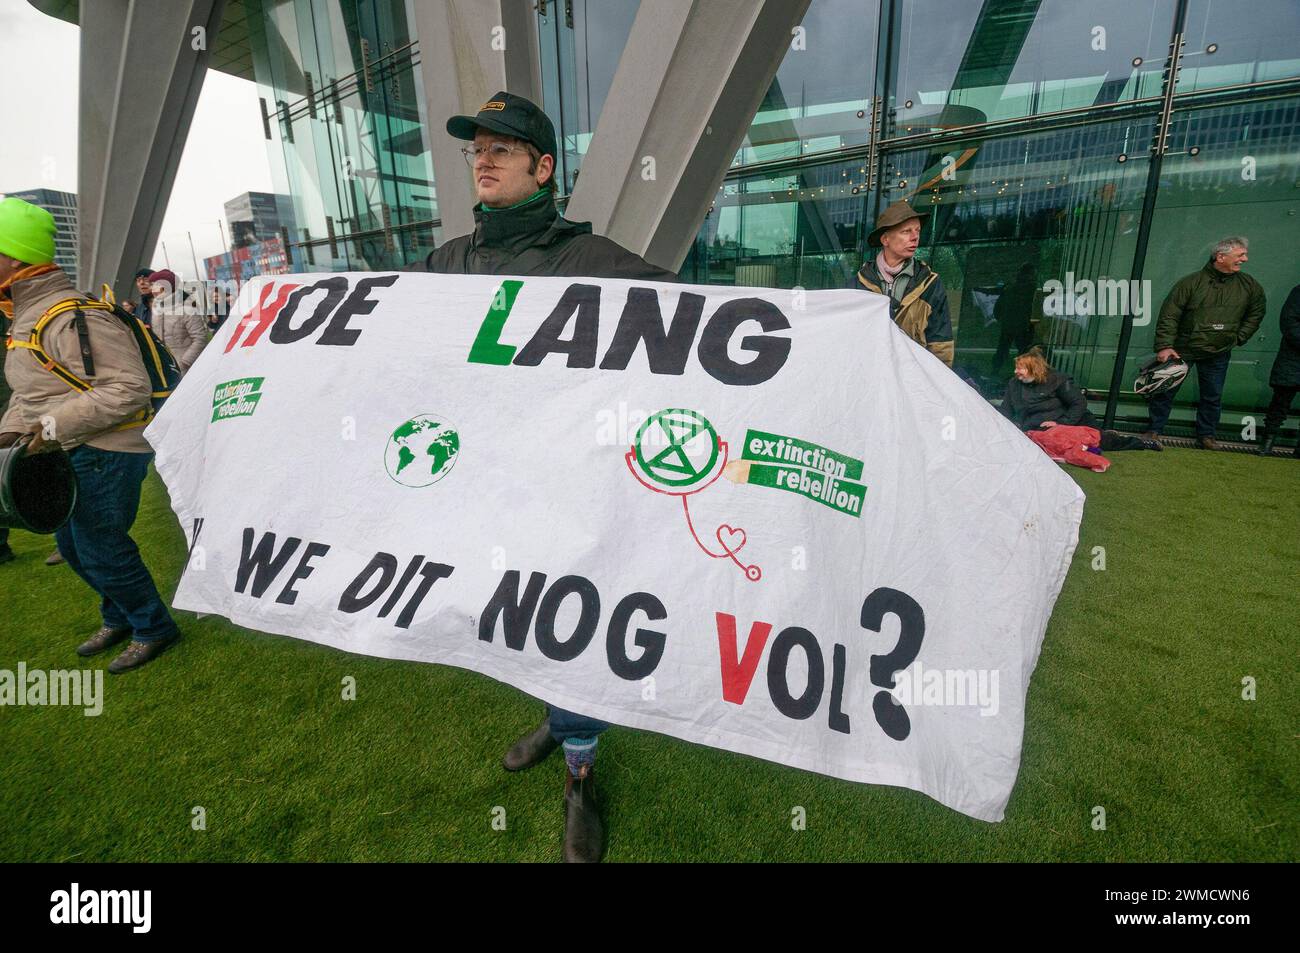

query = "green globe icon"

[{"left": 385, "top": 414, "right": 461, "bottom": 487}]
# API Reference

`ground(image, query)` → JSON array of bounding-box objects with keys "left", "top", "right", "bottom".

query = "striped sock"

[{"left": 562, "top": 736, "right": 598, "bottom": 778}]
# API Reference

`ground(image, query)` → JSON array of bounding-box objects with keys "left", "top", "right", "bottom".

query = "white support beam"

[
  {"left": 78, "top": 0, "right": 225, "bottom": 298},
  {"left": 564, "top": 0, "right": 811, "bottom": 272},
  {"left": 410, "top": 0, "right": 541, "bottom": 241}
]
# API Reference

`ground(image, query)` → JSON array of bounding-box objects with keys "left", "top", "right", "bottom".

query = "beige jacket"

[
  {"left": 1, "top": 267, "right": 154, "bottom": 453},
  {"left": 149, "top": 295, "right": 209, "bottom": 371}
]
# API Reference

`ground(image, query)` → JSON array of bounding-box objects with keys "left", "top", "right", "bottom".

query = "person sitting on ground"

[{"left": 1000, "top": 349, "right": 1161, "bottom": 452}]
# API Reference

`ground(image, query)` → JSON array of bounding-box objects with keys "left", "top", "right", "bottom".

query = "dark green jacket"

[
  {"left": 1155, "top": 262, "right": 1266, "bottom": 360},
  {"left": 420, "top": 190, "right": 678, "bottom": 282}
]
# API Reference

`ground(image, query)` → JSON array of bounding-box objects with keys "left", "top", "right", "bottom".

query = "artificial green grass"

[{"left": 1, "top": 449, "right": 1296, "bottom": 862}]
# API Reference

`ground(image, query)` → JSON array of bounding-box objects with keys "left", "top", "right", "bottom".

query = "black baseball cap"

[{"left": 446, "top": 91, "right": 557, "bottom": 162}]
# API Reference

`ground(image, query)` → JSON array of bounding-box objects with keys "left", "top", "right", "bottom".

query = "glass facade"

[
  {"left": 245, "top": 0, "right": 436, "bottom": 272},
  {"left": 243, "top": 0, "right": 1300, "bottom": 432},
  {"left": 680, "top": 0, "right": 1300, "bottom": 429},
  {"left": 890, "top": 0, "right": 1177, "bottom": 127},
  {"left": 736, "top": 0, "right": 881, "bottom": 165},
  {"left": 537, "top": 0, "right": 641, "bottom": 194}
]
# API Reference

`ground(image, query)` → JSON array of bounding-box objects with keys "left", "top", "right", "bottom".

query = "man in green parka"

[{"left": 1145, "top": 237, "right": 1266, "bottom": 449}]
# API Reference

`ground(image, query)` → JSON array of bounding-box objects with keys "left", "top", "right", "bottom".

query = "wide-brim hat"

[
  {"left": 447, "top": 91, "right": 558, "bottom": 162},
  {"left": 868, "top": 200, "right": 929, "bottom": 247}
]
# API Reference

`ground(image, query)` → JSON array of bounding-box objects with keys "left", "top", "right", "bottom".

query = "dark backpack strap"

[{"left": 72, "top": 307, "right": 96, "bottom": 377}]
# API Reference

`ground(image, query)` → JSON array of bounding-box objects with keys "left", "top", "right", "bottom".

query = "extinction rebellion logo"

[
  {"left": 628, "top": 409, "right": 723, "bottom": 490},
  {"left": 732, "top": 429, "right": 866, "bottom": 517},
  {"left": 385, "top": 414, "right": 461, "bottom": 487},
  {"left": 212, "top": 377, "right": 264, "bottom": 422},
  {"left": 626, "top": 408, "right": 870, "bottom": 582},
  {"left": 626, "top": 408, "right": 760, "bottom": 581}
]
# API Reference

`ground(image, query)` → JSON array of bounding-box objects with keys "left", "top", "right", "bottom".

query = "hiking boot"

[
  {"left": 107, "top": 632, "right": 180, "bottom": 673},
  {"left": 1197, "top": 436, "right": 1220, "bottom": 451},
  {"left": 45, "top": 549, "right": 65, "bottom": 566},
  {"left": 502, "top": 720, "right": 558, "bottom": 772},
  {"left": 76, "top": 624, "right": 133, "bottom": 657},
  {"left": 563, "top": 768, "right": 603, "bottom": 863}
]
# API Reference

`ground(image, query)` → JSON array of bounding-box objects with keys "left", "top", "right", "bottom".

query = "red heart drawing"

[{"left": 717, "top": 524, "right": 747, "bottom": 554}]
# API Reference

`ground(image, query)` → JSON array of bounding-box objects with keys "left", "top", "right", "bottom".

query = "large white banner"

[{"left": 147, "top": 272, "right": 1083, "bottom": 821}]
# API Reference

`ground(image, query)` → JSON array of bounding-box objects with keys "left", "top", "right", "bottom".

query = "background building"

[
  {"left": 224, "top": 191, "right": 294, "bottom": 248},
  {"left": 31, "top": 0, "right": 1300, "bottom": 435},
  {"left": 6, "top": 188, "right": 79, "bottom": 287},
  {"left": 206, "top": 190, "right": 300, "bottom": 285},
  {"left": 204, "top": 234, "right": 297, "bottom": 284}
]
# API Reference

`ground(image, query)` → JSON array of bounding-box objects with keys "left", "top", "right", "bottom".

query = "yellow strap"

[
  {"left": 20, "top": 295, "right": 165, "bottom": 426},
  {"left": 16, "top": 296, "right": 113, "bottom": 393},
  {"left": 38, "top": 299, "right": 113, "bottom": 329},
  {"left": 858, "top": 268, "right": 936, "bottom": 307},
  {"left": 857, "top": 273, "right": 883, "bottom": 294},
  {"left": 113, "top": 408, "right": 155, "bottom": 431},
  {"left": 9, "top": 337, "right": 91, "bottom": 390}
]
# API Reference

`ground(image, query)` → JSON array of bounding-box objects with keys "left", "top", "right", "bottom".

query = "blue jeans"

[
  {"left": 1146, "top": 349, "right": 1232, "bottom": 436},
  {"left": 55, "top": 444, "right": 179, "bottom": 643},
  {"left": 547, "top": 706, "right": 609, "bottom": 744}
]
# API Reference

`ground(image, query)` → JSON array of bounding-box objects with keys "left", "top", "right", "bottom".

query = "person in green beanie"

[
  {"left": 0, "top": 195, "right": 54, "bottom": 567},
  {"left": 0, "top": 299, "right": 12, "bottom": 566},
  {"left": 0, "top": 196, "right": 182, "bottom": 672},
  {"left": 0, "top": 199, "right": 67, "bottom": 568},
  {"left": 0, "top": 196, "right": 57, "bottom": 265}
]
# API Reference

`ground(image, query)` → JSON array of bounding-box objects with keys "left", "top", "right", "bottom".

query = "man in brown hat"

[{"left": 853, "top": 200, "right": 954, "bottom": 367}]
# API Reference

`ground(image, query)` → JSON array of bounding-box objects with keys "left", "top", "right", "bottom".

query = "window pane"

[
  {"left": 892, "top": 0, "right": 1176, "bottom": 130},
  {"left": 1178, "top": 0, "right": 1300, "bottom": 92},
  {"left": 244, "top": 0, "right": 436, "bottom": 272},
  {"left": 538, "top": 0, "right": 641, "bottom": 193},
  {"left": 736, "top": 0, "right": 880, "bottom": 166},
  {"left": 882, "top": 119, "right": 1153, "bottom": 395},
  {"left": 682, "top": 159, "right": 872, "bottom": 289},
  {"left": 1128, "top": 97, "right": 1300, "bottom": 421}
]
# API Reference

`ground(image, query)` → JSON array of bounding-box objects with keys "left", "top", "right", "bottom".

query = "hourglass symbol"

[{"left": 624, "top": 408, "right": 761, "bottom": 582}]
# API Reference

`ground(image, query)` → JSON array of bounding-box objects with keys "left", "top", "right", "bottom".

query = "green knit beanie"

[{"left": 0, "top": 197, "right": 57, "bottom": 265}]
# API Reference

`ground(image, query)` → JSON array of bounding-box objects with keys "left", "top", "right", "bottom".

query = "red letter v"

[{"left": 716, "top": 612, "right": 772, "bottom": 705}]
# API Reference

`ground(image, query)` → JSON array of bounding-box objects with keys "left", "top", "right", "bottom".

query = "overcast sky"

[{"left": 0, "top": 0, "right": 274, "bottom": 278}]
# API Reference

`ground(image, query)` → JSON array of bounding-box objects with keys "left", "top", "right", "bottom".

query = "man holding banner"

[
  {"left": 421, "top": 92, "right": 677, "bottom": 862},
  {"left": 854, "top": 200, "right": 955, "bottom": 368},
  {"left": 148, "top": 92, "right": 1084, "bottom": 864}
]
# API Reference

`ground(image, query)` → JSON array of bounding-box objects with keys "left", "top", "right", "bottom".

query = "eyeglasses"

[{"left": 461, "top": 142, "right": 530, "bottom": 166}]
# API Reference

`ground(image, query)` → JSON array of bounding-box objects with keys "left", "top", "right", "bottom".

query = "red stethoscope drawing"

[{"left": 625, "top": 410, "right": 762, "bottom": 582}]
